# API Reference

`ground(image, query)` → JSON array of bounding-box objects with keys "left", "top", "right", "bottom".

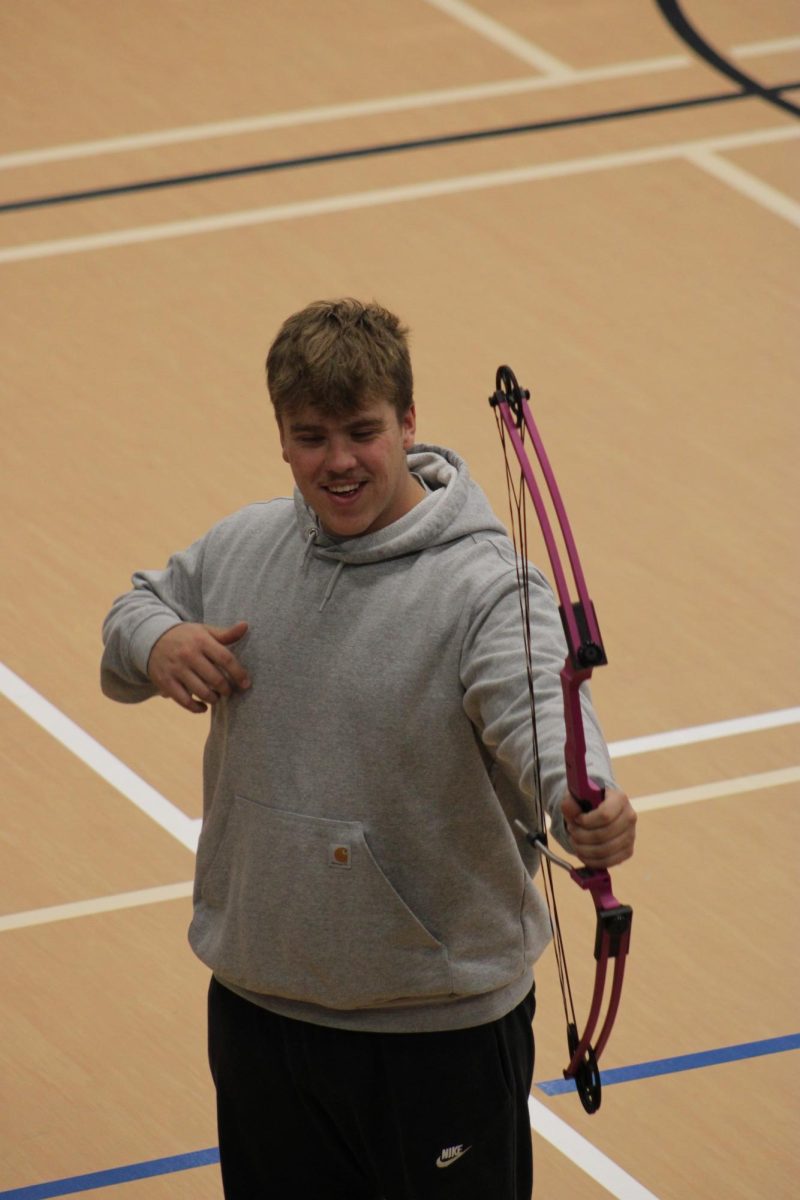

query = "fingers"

[
  {"left": 180, "top": 656, "right": 235, "bottom": 700},
  {"left": 563, "top": 787, "right": 637, "bottom": 869},
  {"left": 172, "top": 684, "right": 209, "bottom": 715},
  {"left": 148, "top": 666, "right": 208, "bottom": 714},
  {"left": 561, "top": 791, "right": 586, "bottom": 824},
  {"left": 200, "top": 624, "right": 252, "bottom": 693},
  {"left": 210, "top": 620, "right": 249, "bottom": 646},
  {"left": 567, "top": 826, "right": 635, "bottom": 869},
  {"left": 206, "top": 643, "right": 252, "bottom": 694},
  {"left": 147, "top": 623, "right": 252, "bottom": 712},
  {"left": 184, "top": 665, "right": 229, "bottom": 704}
]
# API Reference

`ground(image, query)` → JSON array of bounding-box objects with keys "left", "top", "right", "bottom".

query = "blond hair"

[{"left": 266, "top": 299, "right": 413, "bottom": 423}]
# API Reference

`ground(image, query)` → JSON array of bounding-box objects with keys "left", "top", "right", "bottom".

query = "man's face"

[{"left": 279, "top": 395, "right": 420, "bottom": 537}]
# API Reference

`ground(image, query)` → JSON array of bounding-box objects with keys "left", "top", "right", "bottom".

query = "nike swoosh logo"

[{"left": 435, "top": 1147, "right": 471, "bottom": 1168}]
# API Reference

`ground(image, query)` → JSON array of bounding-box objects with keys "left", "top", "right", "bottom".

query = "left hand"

[{"left": 561, "top": 787, "right": 637, "bottom": 869}]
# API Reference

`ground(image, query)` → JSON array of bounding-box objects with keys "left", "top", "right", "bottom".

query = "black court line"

[
  {"left": 1, "top": 82, "right": 798, "bottom": 215},
  {"left": 656, "top": 0, "right": 800, "bottom": 119}
]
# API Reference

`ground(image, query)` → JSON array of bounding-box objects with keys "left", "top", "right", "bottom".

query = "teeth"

[{"left": 328, "top": 483, "right": 360, "bottom": 494}]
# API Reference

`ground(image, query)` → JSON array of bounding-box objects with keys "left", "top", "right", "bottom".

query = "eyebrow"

[{"left": 288, "top": 416, "right": 386, "bottom": 434}]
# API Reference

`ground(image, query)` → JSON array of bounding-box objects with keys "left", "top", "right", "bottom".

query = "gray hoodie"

[{"left": 101, "top": 445, "right": 615, "bottom": 1032}]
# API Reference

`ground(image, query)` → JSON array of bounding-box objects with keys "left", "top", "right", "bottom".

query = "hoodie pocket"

[{"left": 193, "top": 796, "right": 452, "bottom": 1009}]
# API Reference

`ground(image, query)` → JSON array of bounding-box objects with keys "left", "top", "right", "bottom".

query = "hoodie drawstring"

[
  {"left": 303, "top": 526, "right": 346, "bottom": 610},
  {"left": 319, "top": 560, "right": 345, "bottom": 611}
]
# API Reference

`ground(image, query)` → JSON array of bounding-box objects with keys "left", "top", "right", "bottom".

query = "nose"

[{"left": 325, "top": 436, "right": 358, "bottom": 475}]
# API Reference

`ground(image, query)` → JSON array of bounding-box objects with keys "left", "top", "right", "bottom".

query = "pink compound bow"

[{"left": 489, "top": 365, "right": 633, "bottom": 1113}]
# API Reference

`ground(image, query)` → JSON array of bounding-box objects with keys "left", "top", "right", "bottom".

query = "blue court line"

[
  {"left": 5, "top": 1036, "right": 798, "bottom": 1197},
  {"left": 536, "top": 1032, "right": 800, "bottom": 1095},
  {"left": 0, "top": 1148, "right": 220, "bottom": 1200}
]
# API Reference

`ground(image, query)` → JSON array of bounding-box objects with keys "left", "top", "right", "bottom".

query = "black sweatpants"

[{"left": 208, "top": 977, "right": 535, "bottom": 1200}]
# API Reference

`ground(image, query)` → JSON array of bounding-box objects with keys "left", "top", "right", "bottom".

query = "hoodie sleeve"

[
  {"left": 100, "top": 533, "right": 208, "bottom": 703},
  {"left": 460, "top": 562, "right": 616, "bottom": 853}
]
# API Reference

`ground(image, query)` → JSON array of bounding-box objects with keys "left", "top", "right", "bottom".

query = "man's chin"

[{"left": 322, "top": 517, "right": 373, "bottom": 538}]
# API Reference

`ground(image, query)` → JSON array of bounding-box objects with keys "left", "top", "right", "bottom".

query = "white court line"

[
  {"left": 0, "top": 881, "right": 194, "bottom": 932},
  {"left": 0, "top": 674, "right": 790, "bottom": 1192},
  {"left": 0, "top": 37, "right": 795, "bottom": 171},
  {"left": 609, "top": 706, "right": 800, "bottom": 758},
  {"left": 0, "top": 57, "right": 686, "bottom": 171},
  {"left": 421, "top": 0, "right": 574, "bottom": 76},
  {"left": 2, "top": 651, "right": 795, "bottom": 891},
  {"left": 731, "top": 36, "right": 800, "bottom": 56},
  {"left": 0, "top": 663, "right": 200, "bottom": 852},
  {"left": 0, "top": 661, "right": 785, "bottom": 1200},
  {"left": 2, "top": 764, "right": 793, "bottom": 933},
  {"left": 634, "top": 765, "right": 800, "bottom": 812},
  {"left": 529, "top": 1097, "right": 660, "bottom": 1199},
  {"left": 687, "top": 149, "right": 800, "bottom": 227},
  {"left": 1, "top": 123, "right": 798, "bottom": 265}
]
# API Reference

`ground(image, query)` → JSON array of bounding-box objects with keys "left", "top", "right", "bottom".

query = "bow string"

[{"left": 489, "top": 365, "right": 633, "bottom": 1113}]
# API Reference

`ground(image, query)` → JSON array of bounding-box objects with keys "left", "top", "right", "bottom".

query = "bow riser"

[{"left": 560, "top": 664, "right": 604, "bottom": 811}]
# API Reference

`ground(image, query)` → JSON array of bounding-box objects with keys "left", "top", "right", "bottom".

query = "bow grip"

[{"left": 561, "top": 663, "right": 605, "bottom": 814}]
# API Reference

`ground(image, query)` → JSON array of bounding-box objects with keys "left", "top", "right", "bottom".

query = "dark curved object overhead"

[{"left": 655, "top": 0, "right": 800, "bottom": 118}]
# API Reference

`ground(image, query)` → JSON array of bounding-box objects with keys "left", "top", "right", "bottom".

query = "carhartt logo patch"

[
  {"left": 329, "top": 844, "right": 351, "bottom": 869},
  {"left": 435, "top": 1144, "right": 471, "bottom": 1168}
]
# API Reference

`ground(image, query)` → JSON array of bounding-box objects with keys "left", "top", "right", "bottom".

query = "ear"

[
  {"left": 276, "top": 416, "right": 289, "bottom": 462},
  {"left": 401, "top": 404, "right": 417, "bottom": 450}
]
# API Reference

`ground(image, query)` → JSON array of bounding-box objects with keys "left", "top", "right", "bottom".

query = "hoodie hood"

[{"left": 293, "top": 444, "right": 508, "bottom": 566}]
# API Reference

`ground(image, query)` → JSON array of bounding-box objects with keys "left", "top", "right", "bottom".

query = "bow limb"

[{"left": 562, "top": 863, "right": 633, "bottom": 1110}]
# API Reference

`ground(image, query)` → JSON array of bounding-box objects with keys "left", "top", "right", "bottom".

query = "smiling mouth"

[{"left": 323, "top": 481, "right": 365, "bottom": 499}]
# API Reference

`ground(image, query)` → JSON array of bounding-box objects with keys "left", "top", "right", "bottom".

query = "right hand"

[{"left": 147, "top": 620, "right": 251, "bottom": 713}]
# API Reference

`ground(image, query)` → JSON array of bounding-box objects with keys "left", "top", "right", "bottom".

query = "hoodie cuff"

[{"left": 129, "top": 613, "right": 184, "bottom": 678}]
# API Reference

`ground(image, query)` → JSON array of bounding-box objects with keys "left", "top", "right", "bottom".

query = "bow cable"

[{"left": 493, "top": 389, "right": 580, "bottom": 1061}]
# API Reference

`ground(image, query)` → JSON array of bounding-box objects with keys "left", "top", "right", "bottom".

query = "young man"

[{"left": 101, "top": 299, "right": 636, "bottom": 1199}]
